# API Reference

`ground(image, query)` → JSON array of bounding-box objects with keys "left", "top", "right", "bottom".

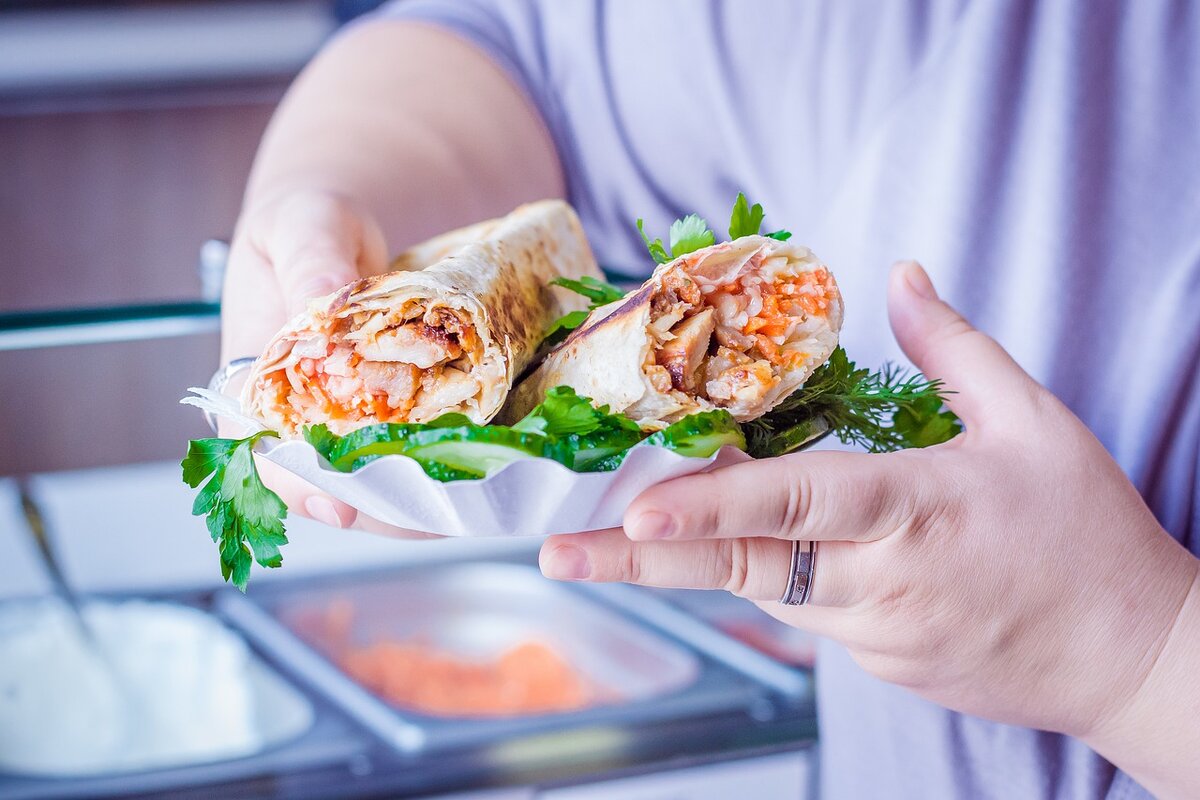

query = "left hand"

[{"left": 539, "top": 260, "right": 1199, "bottom": 740}]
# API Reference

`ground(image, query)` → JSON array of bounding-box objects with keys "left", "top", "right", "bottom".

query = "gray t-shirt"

[{"left": 380, "top": 2, "right": 1200, "bottom": 797}]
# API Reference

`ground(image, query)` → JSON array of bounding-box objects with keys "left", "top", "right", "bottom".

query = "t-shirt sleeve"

[
  {"left": 367, "top": 0, "right": 744, "bottom": 276},
  {"left": 371, "top": 1, "right": 642, "bottom": 261}
]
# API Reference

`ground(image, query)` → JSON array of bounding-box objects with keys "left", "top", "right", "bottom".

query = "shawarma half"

[
  {"left": 502, "top": 235, "right": 843, "bottom": 430},
  {"left": 243, "top": 200, "right": 602, "bottom": 436}
]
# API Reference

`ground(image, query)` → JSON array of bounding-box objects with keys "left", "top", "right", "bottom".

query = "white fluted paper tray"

[{"left": 183, "top": 388, "right": 754, "bottom": 537}]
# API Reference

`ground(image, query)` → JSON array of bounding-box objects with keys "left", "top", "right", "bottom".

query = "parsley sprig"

[
  {"left": 182, "top": 431, "right": 287, "bottom": 592},
  {"left": 727, "top": 192, "right": 792, "bottom": 241},
  {"left": 638, "top": 192, "right": 793, "bottom": 265},
  {"left": 544, "top": 276, "right": 627, "bottom": 346},
  {"left": 742, "top": 347, "right": 961, "bottom": 457},
  {"left": 637, "top": 214, "right": 716, "bottom": 265}
]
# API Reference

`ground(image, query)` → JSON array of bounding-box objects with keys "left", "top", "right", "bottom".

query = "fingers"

[
  {"left": 254, "top": 191, "right": 389, "bottom": 317},
  {"left": 539, "top": 531, "right": 860, "bottom": 612},
  {"left": 352, "top": 511, "right": 445, "bottom": 540},
  {"left": 624, "top": 449, "right": 927, "bottom": 544},
  {"left": 219, "top": 237, "right": 289, "bottom": 364},
  {"left": 254, "top": 457, "right": 443, "bottom": 539},
  {"left": 887, "top": 260, "right": 1040, "bottom": 424},
  {"left": 220, "top": 191, "right": 387, "bottom": 363},
  {"left": 254, "top": 458, "right": 357, "bottom": 527}
]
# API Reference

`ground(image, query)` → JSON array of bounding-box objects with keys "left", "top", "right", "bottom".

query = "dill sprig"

[{"left": 742, "top": 347, "right": 961, "bottom": 457}]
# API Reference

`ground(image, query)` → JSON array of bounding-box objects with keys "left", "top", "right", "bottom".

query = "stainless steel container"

[
  {"left": 0, "top": 595, "right": 365, "bottom": 800},
  {"left": 649, "top": 588, "right": 818, "bottom": 668},
  {"left": 218, "top": 563, "right": 776, "bottom": 754}
]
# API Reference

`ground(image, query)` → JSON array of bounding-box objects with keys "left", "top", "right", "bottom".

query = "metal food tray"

[
  {"left": 571, "top": 582, "right": 812, "bottom": 699},
  {"left": 647, "top": 588, "right": 818, "bottom": 668},
  {"left": 0, "top": 593, "right": 366, "bottom": 800},
  {"left": 216, "top": 563, "right": 776, "bottom": 754}
]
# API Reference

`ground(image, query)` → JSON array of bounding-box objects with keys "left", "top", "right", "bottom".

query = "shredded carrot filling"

[
  {"left": 744, "top": 270, "right": 834, "bottom": 334},
  {"left": 734, "top": 267, "right": 835, "bottom": 366}
]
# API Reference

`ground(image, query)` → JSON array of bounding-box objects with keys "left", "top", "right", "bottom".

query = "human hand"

[
  {"left": 539, "top": 260, "right": 1198, "bottom": 740},
  {"left": 219, "top": 189, "right": 441, "bottom": 539}
]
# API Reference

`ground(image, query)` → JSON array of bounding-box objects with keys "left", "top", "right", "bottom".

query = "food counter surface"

[{"left": 0, "top": 465, "right": 817, "bottom": 799}]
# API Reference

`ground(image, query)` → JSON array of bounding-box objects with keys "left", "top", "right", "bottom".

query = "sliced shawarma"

[
  {"left": 501, "top": 235, "right": 843, "bottom": 430},
  {"left": 242, "top": 200, "right": 603, "bottom": 436}
]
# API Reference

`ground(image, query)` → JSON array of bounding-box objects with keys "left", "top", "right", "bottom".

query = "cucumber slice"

[
  {"left": 327, "top": 423, "right": 426, "bottom": 472},
  {"left": 404, "top": 426, "right": 559, "bottom": 476},
  {"left": 587, "top": 451, "right": 631, "bottom": 473},
  {"left": 566, "top": 428, "right": 645, "bottom": 471},
  {"left": 644, "top": 411, "right": 747, "bottom": 459},
  {"left": 413, "top": 459, "right": 483, "bottom": 482}
]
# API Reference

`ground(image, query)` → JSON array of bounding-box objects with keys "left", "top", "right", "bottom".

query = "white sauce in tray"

[{"left": 0, "top": 599, "right": 299, "bottom": 776}]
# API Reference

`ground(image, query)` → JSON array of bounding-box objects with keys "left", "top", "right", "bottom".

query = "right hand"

[{"left": 220, "top": 189, "right": 442, "bottom": 539}]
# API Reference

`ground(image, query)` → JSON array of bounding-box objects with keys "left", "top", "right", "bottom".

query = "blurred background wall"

[{"left": 0, "top": 1, "right": 387, "bottom": 474}]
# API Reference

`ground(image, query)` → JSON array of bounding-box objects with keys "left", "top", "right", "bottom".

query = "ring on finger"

[{"left": 780, "top": 539, "right": 817, "bottom": 606}]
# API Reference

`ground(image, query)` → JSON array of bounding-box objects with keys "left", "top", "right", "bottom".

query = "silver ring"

[
  {"left": 780, "top": 540, "right": 816, "bottom": 605},
  {"left": 202, "top": 357, "right": 256, "bottom": 434}
]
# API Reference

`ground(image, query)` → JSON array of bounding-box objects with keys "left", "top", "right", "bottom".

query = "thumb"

[
  {"left": 257, "top": 192, "right": 388, "bottom": 317},
  {"left": 887, "top": 260, "right": 1039, "bottom": 424}
]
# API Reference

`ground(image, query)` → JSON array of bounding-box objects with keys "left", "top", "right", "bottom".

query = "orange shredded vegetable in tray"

[
  {"left": 285, "top": 599, "right": 605, "bottom": 718},
  {"left": 340, "top": 639, "right": 597, "bottom": 717}
]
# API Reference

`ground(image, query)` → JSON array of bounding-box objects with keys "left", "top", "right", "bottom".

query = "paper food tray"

[{"left": 182, "top": 354, "right": 826, "bottom": 538}]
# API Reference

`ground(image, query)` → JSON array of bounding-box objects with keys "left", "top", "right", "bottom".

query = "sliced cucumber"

[
  {"left": 327, "top": 423, "right": 425, "bottom": 472},
  {"left": 413, "top": 459, "right": 483, "bottom": 482},
  {"left": 403, "top": 426, "right": 560, "bottom": 476},
  {"left": 566, "top": 428, "right": 645, "bottom": 471},
  {"left": 586, "top": 451, "right": 631, "bottom": 473},
  {"left": 644, "top": 411, "right": 747, "bottom": 459}
]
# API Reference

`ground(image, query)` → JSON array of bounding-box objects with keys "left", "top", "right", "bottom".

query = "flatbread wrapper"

[
  {"left": 502, "top": 235, "right": 843, "bottom": 430},
  {"left": 243, "top": 200, "right": 602, "bottom": 436}
]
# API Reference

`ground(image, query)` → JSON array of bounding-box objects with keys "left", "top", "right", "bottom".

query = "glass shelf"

[{"left": 0, "top": 300, "right": 219, "bottom": 351}]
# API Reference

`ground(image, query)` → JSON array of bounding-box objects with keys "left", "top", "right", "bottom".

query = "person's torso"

[{"left": 390, "top": 1, "right": 1200, "bottom": 796}]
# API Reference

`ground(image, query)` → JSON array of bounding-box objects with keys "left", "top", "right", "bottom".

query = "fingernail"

[
  {"left": 305, "top": 496, "right": 345, "bottom": 529},
  {"left": 629, "top": 511, "right": 675, "bottom": 540},
  {"left": 541, "top": 544, "right": 591, "bottom": 581},
  {"left": 899, "top": 260, "right": 937, "bottom": 300}
]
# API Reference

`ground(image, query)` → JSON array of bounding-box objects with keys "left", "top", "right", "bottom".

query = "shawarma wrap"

[
  {"left": 243, "top": 200, "right": 602, "bottom": 436},
  {"left": 502, "top": 235, "right": 843, "bottom": 430}
]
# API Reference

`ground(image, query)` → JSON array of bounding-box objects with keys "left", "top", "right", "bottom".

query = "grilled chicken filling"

[
  {"left": 646, "top": 253, "right": 837, "bottom": 416},
  {"left": 266, "top": 304, "right": 487, "bottom": 432}
]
